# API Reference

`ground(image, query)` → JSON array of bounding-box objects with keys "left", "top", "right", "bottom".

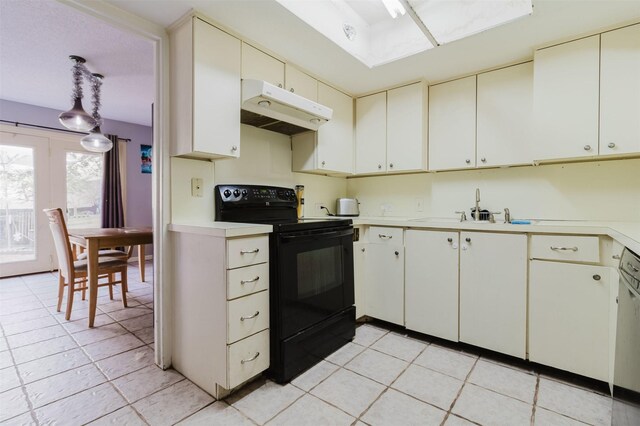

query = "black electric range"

[{"left": 215, "top": 184, "right": 356, "bottom": 383}]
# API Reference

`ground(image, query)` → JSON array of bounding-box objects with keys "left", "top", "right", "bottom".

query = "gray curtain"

[{"left": 101, "top": 134, "right": 124, "bottom": 228}]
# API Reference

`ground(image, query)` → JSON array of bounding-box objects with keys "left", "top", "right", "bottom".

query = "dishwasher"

[{"left": 613, "top": 247, "right": 640, "bottom": 425}]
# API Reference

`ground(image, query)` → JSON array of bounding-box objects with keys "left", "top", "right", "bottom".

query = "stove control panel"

[{"left": 215, "top": 184, "right": 297, "bottom": 204}]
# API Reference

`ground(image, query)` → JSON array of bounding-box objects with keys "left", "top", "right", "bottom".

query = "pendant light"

[
  {"left": 58, "top": 56, "right": 97, "bottom": 132},
  {"left": 80, "top": 73, "right": 112, "bottom": 153}
]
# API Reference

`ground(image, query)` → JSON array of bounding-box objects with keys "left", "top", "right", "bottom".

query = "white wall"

[
  {"left": 347, "top": 158, "right": 640, "bottom": 221},
  {"left": 171, "top": 125, "right": 347, "bottom": 222}
]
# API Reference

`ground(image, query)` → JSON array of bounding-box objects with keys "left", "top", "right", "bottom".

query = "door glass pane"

[
  {"left": 66, "top": 151, "right": 103, "bottom": 229},
  {"left": 0, "top": 145, "right": 35, "bottom": 263}
]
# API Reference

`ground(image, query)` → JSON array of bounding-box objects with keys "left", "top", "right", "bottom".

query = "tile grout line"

[
  {"left": 440, "top": 353, "right": 481, "bottom": 426},
  {"left": 530, "top": 374, "right": 540, "bottom": 426}
]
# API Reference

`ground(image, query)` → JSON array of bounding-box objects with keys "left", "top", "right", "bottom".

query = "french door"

[{"left": 0, "top": 125, "right": 104, "bottom": 277}]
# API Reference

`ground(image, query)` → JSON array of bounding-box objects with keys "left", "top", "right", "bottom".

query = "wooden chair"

[
  {"left": 75, "top": 245, "right": 147, "bottom": 283},
  {"left": 43, "top": 208, "right": 128, "bottom": 321}
]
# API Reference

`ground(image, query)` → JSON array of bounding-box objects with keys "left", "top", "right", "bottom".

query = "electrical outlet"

[
  {"left": 315, "top": 203, "right": 324, "bottom": 211},
  {"left": 191, "top": 178, "right": 203, "bottom": 197},
  {"left": 416, "top": 198, "right": 424, "bottom": 212}
]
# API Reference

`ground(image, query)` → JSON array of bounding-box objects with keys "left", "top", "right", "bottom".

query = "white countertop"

[
  {"left": 348, "top": 216, "right": 640, "bottom": 253},
  {"left": 168, "top": 217, "right": 640, "bottom": 253},
  {"left": 168, "top": 221, "right": 272, "bottom": 238}
]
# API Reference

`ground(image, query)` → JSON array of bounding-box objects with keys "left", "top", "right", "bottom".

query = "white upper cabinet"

[
  {"left": 355, "top": 82, "right": 426, "bottom": 175},
  {"left": 387, "top": 83, "right": 427, "bottom": 173},
  {"left": 477, "top": 62, "right": 534, "bottom": 167},
  {"left": 355, "top": 92, "right": 387, "bottom": 174},
  {"left": 284, "top": 64, "right": 318, "bottom": 102},
  {"left": 429, "top": 76, "right": 476, "bottom": 171},
  {"left": 241, "top": 42, "right": 285, "bottom": 88},
  {"left": 292, "top": 83, "right": 354, "bottom": 175},
  {"left": 600, "top": 24, "right": 640, "bottom": 156},
  {"left": 533, "top": 35, "right": 600, "bottom": 160},
  {"left": 170, "top": 17, "right": 241, "bottom": 159}
]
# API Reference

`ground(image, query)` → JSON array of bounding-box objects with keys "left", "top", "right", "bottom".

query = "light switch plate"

[{"left": 191, "top": 178, "right": 203, "bottom": 197}]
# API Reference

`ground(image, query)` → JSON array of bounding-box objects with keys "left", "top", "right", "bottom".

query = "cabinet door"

[
  {"left": 405, "top": 230, "right": 458, "bottom": 341},
  {"left": 353, "top": 242, "right": 367, "bottom": 319},
  {"left": 241, "top": 43, "right": 285, "bottom": 88},
  {"left": 317, "top": 83, "right": 354, "bottom": 174},
  {"left": 387, "top": 83, "right": 426, "bottom": 173},
  {"left": 285, "top": 64, "right": 318, "bottom": 102},
  {"left": 529, "top": 261, "right": 609, "bottom": 381},
  {"left": 428, "top": 76, "right": 476, "bottom": 171},
  {"left": 477, "top": 62, "right": 533, "bottom": 167},
  {"left": 193, "top": 18, "right": 241, "bottom": 157},
  {"left": 533, "top": 35, "right": 600, "bottom": 160},
  {"left": 459, "top": 232, "right": 527, "bottom": 358},
  {"left": 355, "top": 92, "right": 387, "bottom": 174},
  {"left": 600, "top": 24, "right": 640, "bottom": 155},
  {"left": 365, "top": 243, "right": 404, "bottom": 325}
]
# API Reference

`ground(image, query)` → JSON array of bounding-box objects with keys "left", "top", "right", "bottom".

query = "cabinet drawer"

[
  {"left": 227, "top": 235, "right": 269, "bottom": 269},
  {"left": 227, "top": 290, "right": 269, "bottom": 344},
  {"left": 227, "top": 262, "right": 269, "bottom": 300},
  {"left": 227, "top": 329, "right": 269, "bottom": 389},
  {"left": 369, "top": 227, "right": 404, "bottom": 245},
  {"left": 530, "top": 235, "right": 599, "bottom": 263}
]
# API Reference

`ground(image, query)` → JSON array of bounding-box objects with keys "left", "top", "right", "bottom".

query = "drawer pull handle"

[
  {"left": 240, "top": 276, "right": 260, "bottom": 285},
  {"left": 612, "top": 254, "right": 621, "bottom": 260},
  {"left": 378, "top": 234, "right": 393, "bottom": 240},
  {"left": 628, "top": 263, "right": 640, "bottom": 273},
  {"left": 241, "top": 311, "right": 260, "bottom": 321},
  {"left": 550, "top": 246, "right": 578, "bottom": 252},
  {"left": 240, "top": 248, "right": 260, "bottom": 254},
  {"left": 241, "top": 352, "right": 260, "bottom": 364}
]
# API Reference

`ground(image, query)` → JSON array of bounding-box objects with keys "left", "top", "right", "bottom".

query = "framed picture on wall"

[{"left": 141, "top": 144, "right": 152, "bottom": 174}]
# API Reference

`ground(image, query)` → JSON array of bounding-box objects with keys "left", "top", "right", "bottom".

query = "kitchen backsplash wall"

[
  {"left": 171, "top": 124, "right": 347, "bottom": 222},
  {"left": 347, "top": 158, "right": 640, "bottom": 222}
]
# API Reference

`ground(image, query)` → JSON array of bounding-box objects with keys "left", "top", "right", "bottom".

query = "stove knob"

[
  {"left": 233, "top": 189, "right": 241, "bottom": 197},
  {"left": 223, "top": 189, "right": 231, "bottom": 198},
  {"left": 242, "top": 189, "right": 248, "bottom": 197}
]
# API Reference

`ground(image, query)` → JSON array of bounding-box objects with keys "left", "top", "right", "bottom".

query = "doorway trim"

[{"left": 60, "top": 0, "right": 172, "bottom": 368}]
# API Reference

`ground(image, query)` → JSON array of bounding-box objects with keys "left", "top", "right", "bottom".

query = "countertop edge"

[{"left": 168, "top": 222, "right": 273, "bottom": 238}]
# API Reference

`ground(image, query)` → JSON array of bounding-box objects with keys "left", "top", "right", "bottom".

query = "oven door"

[{"left": 274, "top": 226, "right": 354, "bottom": 339}]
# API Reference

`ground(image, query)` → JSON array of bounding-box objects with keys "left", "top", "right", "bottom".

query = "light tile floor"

[{"left": 1, "top": 268, "right": 614, "bottom": 425}]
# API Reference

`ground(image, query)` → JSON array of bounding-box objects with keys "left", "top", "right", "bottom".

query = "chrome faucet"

[
  {"left": 504, "top": 208, "right": 511, "bottom": 224},
  {"left": 474, "top": 188, "right": 481, "bottom": 222}
]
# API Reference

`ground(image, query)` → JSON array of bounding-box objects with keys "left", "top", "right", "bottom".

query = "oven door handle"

[{"left": 279, "top": 228, "right": 353, "bottom": 242}]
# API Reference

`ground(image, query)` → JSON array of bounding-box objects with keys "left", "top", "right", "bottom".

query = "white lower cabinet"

[
  {"left": 353, "top": 241, "right": 367, "bottom": 319},
  {"left": 171, "top": 231, "right": 270, "bottom": 398},
  {"left": 459, "top": 232, "right": 527, "bottom": 358},
  {"left": 405, "top": 230, "right": 459, "bottom": 342},
  {"left": 364, "top": 242, "right": 404, "bottom": 326},
  {"left": 529, "top": 260, "right": 610, "bottom": 381}
]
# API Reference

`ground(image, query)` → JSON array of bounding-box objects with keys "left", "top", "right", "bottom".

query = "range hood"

[{"left": 241, "top": 79, "right": 333, "bottom": 135}]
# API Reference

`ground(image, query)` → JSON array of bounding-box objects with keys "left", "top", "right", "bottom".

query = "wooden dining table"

[{"left": 67, "top": 227, "right": 153, "bottom": 327}]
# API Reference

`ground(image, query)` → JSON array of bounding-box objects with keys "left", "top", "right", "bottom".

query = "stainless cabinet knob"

[
  {"left": 465, "top": 159, "right": 471, "bottom": 164},
  {"left": 465, "top": 237, "right": 471, "bottom": 243},
  {"left": 593, "top": 274, "right": 601, "bottom": 281},
  {"left": 608, "top": 143, "right": 616, "bottom": 149},
  {"left": 278, "top": 83, "right": 283, "bottom": 88},
  {"left": 378, "top": 164, "right": 382, "bottom": 169},
  {"left": 321, "top": 161, "right": 326, "bottom": 166},
  {"left": 361, "top": 248, "right": 365, "bottom": 252},
  {"left": 290, "top": 88, "right": 294, "bottom": 93},
  {"left": 481, "top": 158, "right": 486, "bottom": 163},
  {"left": 447, "top": 238, "right": 453, "bottom": 243},
  {"left": 389, "top": 163, "right": 394, "bottom": 168},
  {"left": 231, "top": 145, "right": 238, "bottom": 151},
  {"left": 394, "top": 251, "right": 399, "bottom": 256},
  {"left": 584, "top": 145, "right": 591, "bottom": 151}
]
